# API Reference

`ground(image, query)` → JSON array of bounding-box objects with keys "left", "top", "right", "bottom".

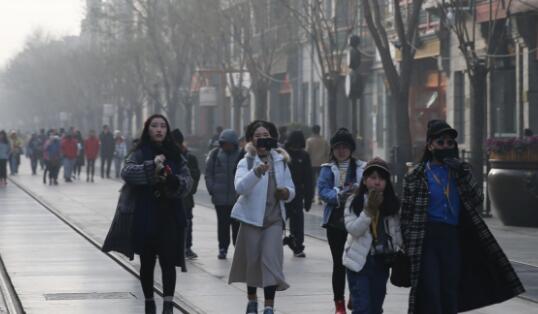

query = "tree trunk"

[
  {"left": 185, "top": 101, "right": 193, "bottom": 135},
  {"left": 327, "top": 80, "right": 338, "bottom": 136},
  {"left": 394, "top": 88, "right": 413, "bottom": 190},
  {"left": 232, "top": 89, "right": 244, "bottom": 133},
  {"left": 254, "top": 86, "right": 268, "bottom": 121}
]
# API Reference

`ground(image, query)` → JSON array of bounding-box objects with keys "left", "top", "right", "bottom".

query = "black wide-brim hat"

[{"left": 426, "top": 120, "right": 458, "bottom": 141}]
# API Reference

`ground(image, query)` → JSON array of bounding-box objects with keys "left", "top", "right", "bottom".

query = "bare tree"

[
  {"left": 435, "top": 0, "right": 515, "bottom": 211},
  {"left": 361, "top": 0, "right": 425, "bottom": 177},
  {"left": 281, "top": 0, "right": 361, "bottom": 134}
]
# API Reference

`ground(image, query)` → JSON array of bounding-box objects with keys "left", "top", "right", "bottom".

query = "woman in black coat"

[
  {"left": 401, "top": 120, "right": 524, "bottom": 314},
  {"left": 283, "top": 130, "right": 314, "bottom": 257},
  {"left": 104, "top": 114, "right": 192, "bottom": 314}
]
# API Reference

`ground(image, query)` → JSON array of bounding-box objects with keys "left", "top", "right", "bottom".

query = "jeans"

[
  {"left": 285, "top": 204, "right": 305, "bottom": 253},
  {"left": 215, "top": 205, "right": 239, "bottom": 251},
  {"left": 114, "top": 157, "right": 123, "bottom": 178},
  {"left": 9, "top": 154, "right": 19, "bottom": 174},
  {"left": 63, "top": 158, "right": 75, "bottom": 180},
  {"left": 347, "top": 255, "right": 390, "bottom": 314},
  {"left": 417, "top": 222, "right": 461, "bottom": 314},
  {"left": 327, "top": 226, "right": 348, "bottom": 301}
]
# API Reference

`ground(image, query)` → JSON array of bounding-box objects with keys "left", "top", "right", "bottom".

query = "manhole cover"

[{"left": 44, "top": 292, "right": 136, "bottom": 301}]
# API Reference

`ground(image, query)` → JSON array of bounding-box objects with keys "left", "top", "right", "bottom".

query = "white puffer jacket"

[{"left": 342, "top": 194, "right": 404, "bottom": 272}]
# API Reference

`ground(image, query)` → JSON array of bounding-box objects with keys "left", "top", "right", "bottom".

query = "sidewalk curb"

[
  {"left": 0, "top": 252, "right": 25, "bottom": 314},
  {"left": 8, "top": 177, "right": 205, "bottom": 314}
]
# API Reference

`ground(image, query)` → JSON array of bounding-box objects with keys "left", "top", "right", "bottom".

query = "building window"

[{"left": 454, "top": 71, "right": 465, "bottom": 142}]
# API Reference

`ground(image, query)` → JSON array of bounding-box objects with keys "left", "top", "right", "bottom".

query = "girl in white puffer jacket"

[{"left": 342, "top": 158, "right": 403, "bottom": 314}]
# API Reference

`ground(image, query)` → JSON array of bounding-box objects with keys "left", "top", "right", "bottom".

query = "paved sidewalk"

[
  {"left": 0, "top": 180, "right": 164, "bottom": 313},
  {"left": 4, "top": 165, "right": 538, "bottom": 313}
]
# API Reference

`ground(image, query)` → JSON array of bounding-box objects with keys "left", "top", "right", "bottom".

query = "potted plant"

[{"left": 487, "top": 136, "right": 538, "bottom": 227}]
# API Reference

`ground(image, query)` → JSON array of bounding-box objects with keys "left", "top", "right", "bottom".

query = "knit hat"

[
  {"left": 330, "top": 128, "right": 355, "bottom": 152},
  {"left": 171, "top": 128, "right": 184, "bottom": 146},
  {"left": 364, "top": 157, "right": 391, "bottom": 175},
  {"left": 426, "top": 120, "right": 458, "bottom": 141}
]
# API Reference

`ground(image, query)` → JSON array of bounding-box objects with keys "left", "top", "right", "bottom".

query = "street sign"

[{"left": 199, "top": 86, "right": 217, "bottom": 107}]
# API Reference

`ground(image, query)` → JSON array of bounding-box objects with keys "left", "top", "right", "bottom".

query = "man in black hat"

[{"left": 172, "top": 128, "right": 201, "bottom": 259}]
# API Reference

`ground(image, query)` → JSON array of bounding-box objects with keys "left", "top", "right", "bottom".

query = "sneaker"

[
  {"left": 185, "top": 249, "right": 198, "bottom": 259},
  {"left": 262, "top": 307, "right": 274, "bottom": 314},
  {"left": 245, "top": 301, "right": 257, "bottom": 314},
  {"left": 294, "top": 251, "right": 306, "bottom": 258},
  {"left": 218, "top": 249, "right": 227, "bottom": 260}
]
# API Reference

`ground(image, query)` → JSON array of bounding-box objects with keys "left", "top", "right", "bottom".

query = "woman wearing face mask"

[
  {"left": 401, "top": 120, "right": 524, "bottom": 314},
  {"left": 318, "top": 128, "right": 366, "bottom": 314},
  {"left": 228, "top": 120, "right": 295, "bottom": 314},
  {"left": 103, "top": 114, "right": 192, "bottom": 314}
]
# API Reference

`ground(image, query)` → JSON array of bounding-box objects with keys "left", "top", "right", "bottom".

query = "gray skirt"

[{"left": 228, "top": 222, "right": 289, "bottom": 291}]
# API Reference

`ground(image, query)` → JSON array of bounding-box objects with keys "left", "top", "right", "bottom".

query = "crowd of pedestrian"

[{"left": 2, "top": 115, "right": 525, "bottom": 314}]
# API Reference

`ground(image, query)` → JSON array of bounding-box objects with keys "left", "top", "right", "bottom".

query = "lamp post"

[{"left": 346, "top": 35, "right": 363, "bottom": 151}]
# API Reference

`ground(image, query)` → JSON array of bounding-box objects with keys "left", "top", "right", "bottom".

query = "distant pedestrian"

[
  {"left": 113, "top": 130, "right": 127, "bottom": 178},
  {"left": 84, "top": 130, "right": 99, "bottom": 182},
  {"left": 343, "top": 158, "right": 403, "bottom": 314},
  {"left": 74, "top": 130, "right": 85, "bottom": 179},
  {"left": 0, "top": 130, "right": 11, "bottom": 187},
  {"left": 8, "top": 131, "right": 22, "bottom": 175},
  {"left": 45, "top": 133, "right": 61, "bottom": 185},
  {"left": 26, "top": 133, "right": 41, "bottom": 175},
  {"left": 318, "top": 128, "right": 366, "bottom": 314},
  {"left": 61, "top": 132, "right": 78, "bottom": 182},
  {"left": 99, "top": 125, "right": 115, "bottom": 178},
  {"left": 207, "top": 126, "right": 224, "bottom": 151},
  {"left": 103, "top": 114, "right": 193, "bottom": 314},
  {"left": 306, "top": 125, "right": 330, "bottom": 203},
  {"left": 228, "top": 120, "right": 295, "bottom": 314},
  {"left": 401, "top": 120, "right": 524, "bottom": 314},
  {"left": 37, "top": 129, "right": 47, "bottom": 169},
  {"left": 283, "top": 130, "right": 314, "bottom": 257},
  {"left": 171, "top": 129, "right": 201, "bottom": 259},
  {"left": 205, "top": 128, "right": 241, "bottom": 259}
]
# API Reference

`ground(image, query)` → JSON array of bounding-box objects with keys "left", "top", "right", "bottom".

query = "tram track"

[{"left": 8, "top": 178, "right": 203, "bottom": 314}]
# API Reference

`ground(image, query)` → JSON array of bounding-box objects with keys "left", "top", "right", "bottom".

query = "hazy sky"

[{"left": 0, "top": 0, "right": 85, "bottom": 68}]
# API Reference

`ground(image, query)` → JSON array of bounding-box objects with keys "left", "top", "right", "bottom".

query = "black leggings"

[
  {"left": 0, "top": 159, "right": 7, "bottom": 180},
  {"left": 327, "top": 226, "right": 348, "bottom": 301},
  {"left": 247, "top": 285, "right": 277, "bottom": 300},
  {"left": 140, "top": 246, "right": 177, "bottom": 298}
]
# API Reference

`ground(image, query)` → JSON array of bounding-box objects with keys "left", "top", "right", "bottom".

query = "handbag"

[
  {"left": 102, "top": 184, "right": 136, "bottom": 259},
  {"left": 390, "top": 250, "right": 411, "bottom": 287}
]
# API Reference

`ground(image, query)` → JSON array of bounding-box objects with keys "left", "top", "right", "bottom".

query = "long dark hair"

[
  {"left": 131, "top": 114, "right": 181, "bottom": 162},
  {"left": 329, "top": 147, "right": 358, "bottom": 183},
  {"left": 0, "top": 130, "right": 9, "bottom": 145},
  {"left": 350, "top": 167, "right": 400, "bottom": 217}
]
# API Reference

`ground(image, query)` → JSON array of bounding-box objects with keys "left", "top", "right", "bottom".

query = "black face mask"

[
  {"left": 255, "top": 137, "right": 278, "bottom": 150},
  {"left": 432, "top": 147, "right": 458, "bottom": 162}
]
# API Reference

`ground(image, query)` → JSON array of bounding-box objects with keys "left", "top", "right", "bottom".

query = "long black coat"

[
  {"left": 102, "top": 149, "right": 192, "bottom": 271},
  {"left": 285, "top": 149, "right": 314, "bottom": 211},
  {"left": 401, "top": 162, "right": 524, "bottom": 313}
]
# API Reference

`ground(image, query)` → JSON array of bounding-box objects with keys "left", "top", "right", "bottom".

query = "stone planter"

[{"left": 488, "top": 160, "right": 538, "bottom": 227}]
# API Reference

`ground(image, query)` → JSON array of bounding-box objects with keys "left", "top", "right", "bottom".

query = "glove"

[
  {"left": 275, "top": 188, "right": 289, "bottom": 201},
  {"left": 444, "top": 157, "right": 465, "bottom": 174},
  {"left": 365, "top": 190, "right": 383, "bottom": 217}
]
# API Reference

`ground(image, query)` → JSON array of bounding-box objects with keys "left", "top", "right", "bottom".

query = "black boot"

[
  {"left": 162, "top": 301, "right": 173, "bottom": 314},
  {"left": 145, "top": 300, "right": 156, "bottom": 314}
]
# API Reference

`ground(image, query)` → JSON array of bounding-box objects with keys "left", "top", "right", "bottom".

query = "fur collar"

[{"left": 245, "top": 142, "right": 290, "bottom": 163}]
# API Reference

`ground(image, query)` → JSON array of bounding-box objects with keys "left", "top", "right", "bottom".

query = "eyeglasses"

[{"left": 434, "top": 138, "right": 456, "bottom": 147}]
